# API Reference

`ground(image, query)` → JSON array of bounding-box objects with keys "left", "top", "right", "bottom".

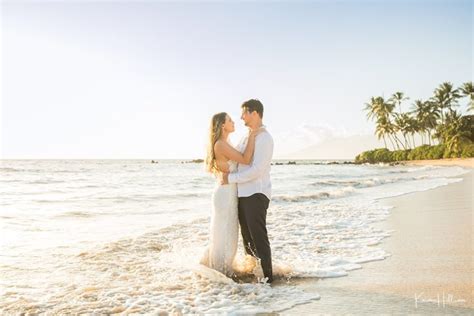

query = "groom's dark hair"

[{"left": 241, "top": 99, "right": 264, "bottom": 119}]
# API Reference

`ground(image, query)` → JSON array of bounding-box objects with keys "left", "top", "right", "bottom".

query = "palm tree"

[
  {"left": 365, "top": 96, "right": 387, "bottom": 149},
  {"left": 406, "top": 116, "right": 420, "bottom": 148},
  {"left": 364, "top": 96, "right": 380, "bottom": 122},
  {"left": 393, "top": 113, "right": 409, "bottom": 149},
  {"left": 389, "top": 91, "right": 409, "bottom": 115},
  {"left": 439, "top": 82, "right": 461, "bottom": 112},
  {"left": 379, "top": 98, "right": 396, "bottom": 120},
  {"left": 431, "top": 89, "right": 447, "bottom": 125},
  {"left": 431, "top": 82, "right": 461, "bottom": 124},
  {"left": 375, "top": 97, "right": 406, "bottom": 149},
  {"left": 374, "top": 116, "right": 391, "bottom": 149},
  {"left": 411, "top": 99, "right": 441, "bottom": 145},
  {"left": 443, "top": 110, "right": 471, "bottom": 156},
  {"left": 459, "top": 81, "right": 473, "bottom": 112},
  {"left": 424, "top": 101, "right": 441, "bottom": 145},
  {"left": 364, "top": 96, "right": 402, "bottom": 149},
  {"left": 411, "top": 99, "right": 428, "bottom": 145},
  {"left": 375, "top": 116, "right": 398, "bottom": 150}
]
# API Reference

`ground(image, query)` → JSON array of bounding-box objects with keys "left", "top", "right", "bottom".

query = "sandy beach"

[
  {"left": 284, "top": 167, "right": 473, "bottom": 314},
  {"left": 400, "top": 157, "right": 474, "bottom": 168}
]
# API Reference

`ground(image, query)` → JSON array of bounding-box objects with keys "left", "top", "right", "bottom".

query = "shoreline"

[
  {"left": 283, "top": 169, "right": 473, "bottom": 314},
  {"left": 398, "top": 157, "right": 473, "bottom": 168}
]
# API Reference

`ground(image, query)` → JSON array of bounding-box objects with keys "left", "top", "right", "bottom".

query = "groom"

[{"left": 220, "top": 99, "right": 274, "bottom": 284}]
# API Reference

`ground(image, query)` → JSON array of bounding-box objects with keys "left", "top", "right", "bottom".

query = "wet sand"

[{"left": 282, "top": 169, "right": 473, "bottom": 314}]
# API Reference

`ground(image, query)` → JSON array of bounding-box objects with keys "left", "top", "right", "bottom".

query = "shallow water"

[{"left": 0, "top": 159, "right": 469, "bottom": 313}]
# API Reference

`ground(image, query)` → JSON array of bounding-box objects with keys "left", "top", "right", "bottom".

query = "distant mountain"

[{"left": 284, "top": 134, "right": 386, "bottom": 160}]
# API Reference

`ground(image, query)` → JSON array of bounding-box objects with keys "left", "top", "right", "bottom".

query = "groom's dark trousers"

[{"left": 238, "top": 193, "right": 273, "bottom": 283}]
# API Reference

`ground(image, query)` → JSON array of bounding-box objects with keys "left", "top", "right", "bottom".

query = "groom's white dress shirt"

[{"left": 228, "top": 128, "right": 273, "bottom": 200}]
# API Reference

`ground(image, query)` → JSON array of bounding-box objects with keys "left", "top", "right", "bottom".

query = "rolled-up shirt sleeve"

[{"left": 228, "top": 134, "right": 273, "bottom": 184}]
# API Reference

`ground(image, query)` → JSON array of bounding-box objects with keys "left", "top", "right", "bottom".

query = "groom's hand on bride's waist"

[{"left": 219, "top": 172, "right": 229, "bottom": 185}]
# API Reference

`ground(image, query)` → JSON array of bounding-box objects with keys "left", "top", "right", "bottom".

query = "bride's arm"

[{"left": 214, "top": 129, "right": 261, "bottom": 165}]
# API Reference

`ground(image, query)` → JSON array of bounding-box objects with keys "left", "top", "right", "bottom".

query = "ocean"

[{"left": 0, "top": 159, "right": 469, "bottom": 314}]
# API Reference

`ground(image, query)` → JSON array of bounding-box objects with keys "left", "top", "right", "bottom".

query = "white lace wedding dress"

[{"left": 200, "top": 160, "right": 239, "bottom": 277}]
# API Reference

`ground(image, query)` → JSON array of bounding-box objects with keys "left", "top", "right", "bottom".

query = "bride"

[{"left": 200, "top": 112, "right": 262, "bottom": 278}]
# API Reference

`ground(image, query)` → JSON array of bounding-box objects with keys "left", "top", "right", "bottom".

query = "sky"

[{"left": 1, "top": 0, "right": 472, "bottom": 159}]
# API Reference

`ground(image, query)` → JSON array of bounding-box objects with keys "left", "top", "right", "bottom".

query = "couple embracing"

[{"left": 200, "top": 99, "right": 274, "bottom": 284}]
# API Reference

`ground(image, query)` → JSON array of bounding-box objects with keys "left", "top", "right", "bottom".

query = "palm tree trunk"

[
  {"left": 393, "top": 133, "right": 405, "bottom": 150},
  {"left": 394, "top": 135, "right": 401, "bottom": 150},
  {"left": 387, "top": 134, "right": 396, "bottom": 151}
]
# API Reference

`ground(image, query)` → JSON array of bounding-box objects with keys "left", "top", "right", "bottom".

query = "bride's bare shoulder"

[{"left": 214, "top": 139, "right": 230, "bottom": 152}]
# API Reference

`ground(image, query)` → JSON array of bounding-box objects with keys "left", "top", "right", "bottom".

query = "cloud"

[{"left": 273, "top": 122, "right": 358, "bottom": 157}]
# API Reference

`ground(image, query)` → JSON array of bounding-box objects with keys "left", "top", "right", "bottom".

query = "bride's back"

[
  {"left": 214, "top": 140, "right": 231, "bottom": 173},
  {"left": 214, "top": 159, "right": 230, "bottom": 173}
]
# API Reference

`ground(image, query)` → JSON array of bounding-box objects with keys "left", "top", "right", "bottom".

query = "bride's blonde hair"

[{"left": 205, "top": 112, "right": 227, "bottom": 174}]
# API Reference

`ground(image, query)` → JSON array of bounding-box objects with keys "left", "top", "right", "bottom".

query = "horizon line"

[{"left": 0, "top": 157, "right": 356, "bottom": 161}]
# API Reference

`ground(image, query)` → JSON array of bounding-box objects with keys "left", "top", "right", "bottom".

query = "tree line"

[{"left": 356, "top": 81, "right": 473, "bottom": 163}]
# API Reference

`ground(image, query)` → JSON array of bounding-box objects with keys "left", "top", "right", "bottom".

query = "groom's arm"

[{"left": 228, "top": 134, "right": 273, "bottom": 184}]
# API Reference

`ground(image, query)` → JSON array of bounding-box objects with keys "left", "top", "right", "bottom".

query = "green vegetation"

[{"left": 356, "top": 81, "right": 474, "bottom": 164}]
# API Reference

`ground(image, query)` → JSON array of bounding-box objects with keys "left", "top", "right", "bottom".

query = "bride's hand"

[
  {"left": 218, "top": 172, "right": 229, "bottom": 185},
  {"left": 249, "top": 127, "right": 264, "bottom": 139}
]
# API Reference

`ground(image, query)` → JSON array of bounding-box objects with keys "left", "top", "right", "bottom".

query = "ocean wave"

[
  {"left": 311, "top": 179, "right": 361, "bottom": 187},
  {"left": 31, "top": 192, "right": 208, "bottom": 205},
  {"left": 0, "top": 167, "right": 41, "bottom": 173},
  {"left": 35, "top": 199, "right": 68, "bottom": 203},
  {"left": 77, "top": 184, "right": 101, "bottom": 188},
  {"left": 404, "top": 165, "right": 441, "bottom": 172},
  {"left": 273, "top": 186, "right": 356, "bottom": 202},
  {"left": 0, "top": 179, "right": 23, "bottom": 183},
  {"left": 28, "top": 179, "right": 65, "bottom": 184},
  {"left": 311, "top": 174, "right": 432, "bottom": 189},
  {"left": 56, "top": 211, "right": 95, "bottom": 218},
  {"left": 0, "top": 166, "right": 91, "bottom": 174},
  {"left": 91, "top": 193, "right": 199, "bottom": 203},
  {"left": 387, "top": 169, "right": 409, "bottom": 174}
]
